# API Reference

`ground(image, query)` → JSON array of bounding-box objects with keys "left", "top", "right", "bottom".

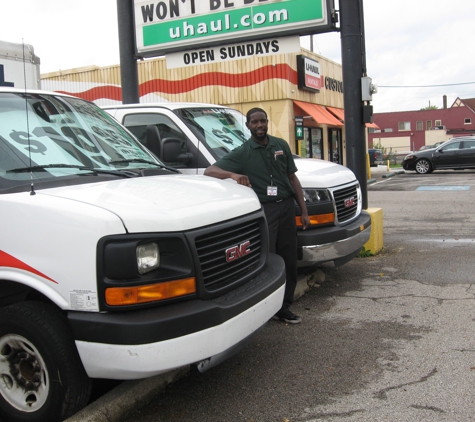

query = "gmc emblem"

[
  {"left": 344, "top": 197, "right": 355, "bottom": 208},
  {"left": 225, "top": 240, "right": 251, "bottom": 263}
]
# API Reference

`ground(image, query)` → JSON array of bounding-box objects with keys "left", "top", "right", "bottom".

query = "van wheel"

[
  {"left": 0, "top": 301, "right": 92, "bottom": 422},
  {"left": 415, "top": 158, "right": 432, "bottom": 174}
]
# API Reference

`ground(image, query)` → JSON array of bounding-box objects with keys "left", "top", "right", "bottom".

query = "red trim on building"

[{"left": 56, "top": 64, "right": 299, "bottom": 103}]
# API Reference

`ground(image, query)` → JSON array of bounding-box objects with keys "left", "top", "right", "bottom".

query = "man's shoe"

[{"left": 272, "top": 309, "right": 302, "bottom": 324}]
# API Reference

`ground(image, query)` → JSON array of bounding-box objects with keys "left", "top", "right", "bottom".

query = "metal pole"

[
  {"left": 339, "top": 0, "right": 368, "bottom": 209},
  {"left": 116, "top": 0, "right": 139, "bottom": 104}
]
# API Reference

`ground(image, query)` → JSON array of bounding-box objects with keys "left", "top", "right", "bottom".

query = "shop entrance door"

[{"left": 328, "top": 128, "right": 342, "bottom": 164}]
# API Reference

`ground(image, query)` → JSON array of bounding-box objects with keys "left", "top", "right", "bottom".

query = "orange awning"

[
  {"left": 366, "top": 122, "right": 379, "bottom": 129},
  {"left": 327, "top": 105, "right": 380, "bottom": 129},
  {"left": 293, "top": 101, "right": 343, "bottom": 126},
  {"left": 326, "top": 106, "right": 345, "bottom": 122}
]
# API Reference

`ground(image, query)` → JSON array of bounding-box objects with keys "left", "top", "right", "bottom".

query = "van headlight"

[
  {"left": 302, "top": 188, "right": 331, "bottom": 203},
  {"left": 137, "top": 242, "right": 160, "bottom": 274}
]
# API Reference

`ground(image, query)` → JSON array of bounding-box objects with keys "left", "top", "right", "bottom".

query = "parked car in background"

[
  {"left": 418, "top": 145, "right": 434, "bottom": 151},
  {"left": 368, "top": 149, "right": 383, "bottom": 167},
  {"left": 402, "top": 136, "right": 475, "bottom": 174}
]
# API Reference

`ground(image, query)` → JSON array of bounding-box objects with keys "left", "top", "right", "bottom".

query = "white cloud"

[
  {"left": 1, "top": 0, "right": 474, "bottom": 112},
  {"left": 305, "top": 0, "right": 475, "bottom": 112}
]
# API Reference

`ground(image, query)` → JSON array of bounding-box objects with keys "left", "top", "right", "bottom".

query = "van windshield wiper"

[
  {"left": 109, "top": 159, "right": 180, "bottom": 173},
  {"left": 7, "top": 164, "right": 138, "bottom": 178}
]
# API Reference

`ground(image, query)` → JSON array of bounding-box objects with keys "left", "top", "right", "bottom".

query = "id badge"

[{"left": 267, "top": 186, "right": 278, "bottom": 196}]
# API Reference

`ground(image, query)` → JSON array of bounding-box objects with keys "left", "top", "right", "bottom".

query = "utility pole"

[
  {"left": 339, "top": 0, "right": 369, "bottom": 209},
  {"left": 116, "top": 0, "right": 139, "bottom": 104}
]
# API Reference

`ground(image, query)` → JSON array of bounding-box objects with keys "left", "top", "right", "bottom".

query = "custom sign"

[
  {"left": 166, "top": 36, "right": 300, "bottom": 68},
  {"left": 134, "top": 0, "right": 335, "bottom": 57},
  {"left": 297, "top": 54, "right": 322, "bottom": 92}
]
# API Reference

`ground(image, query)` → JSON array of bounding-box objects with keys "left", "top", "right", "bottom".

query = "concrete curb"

[
  {"left": 65, "top": 366, "right": 189, "bottom": 422},
  {"left": 382, "top": 169, "right": 405, "bottom": 178},
  {"left": 65, "top": 271, "right": 324, "bottom": 421},
  {"left": 368, "top": 168, "right": 405, "bottom": 181}
]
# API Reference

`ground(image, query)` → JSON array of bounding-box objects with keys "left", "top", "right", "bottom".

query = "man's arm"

[
  {"left": 288, "top": 173, "right": 310, "bottom": 230},
  {"left": 204, "top": 165, "right": 252, "bottom": 187}
]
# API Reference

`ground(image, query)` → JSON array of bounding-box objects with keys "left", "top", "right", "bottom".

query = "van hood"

[
  {"left": 295, "top": 158, "right": 357, "bottom": 188},
  {"left": 40, "top": 175, "right": 261, "bottom": 233}
]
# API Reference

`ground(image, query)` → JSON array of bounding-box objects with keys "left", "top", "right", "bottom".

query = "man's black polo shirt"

[{"left": 214, "top": 135, "right": 298, "bottom": 203}]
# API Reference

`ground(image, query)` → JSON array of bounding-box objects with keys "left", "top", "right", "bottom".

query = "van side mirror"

[
  {"left": 161, "top": 138, "right": 193, "bottom": 166},
  {"left": 145, "top": 124, "right": 193, "bottom": 166}
]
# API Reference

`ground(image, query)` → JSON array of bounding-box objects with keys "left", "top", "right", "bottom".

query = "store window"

[
  {"left": 301, "top": 127, "right": 322, "bottom": 159},
  {"left": 328, "top": 128, "right": 342, "bottom": 164}
]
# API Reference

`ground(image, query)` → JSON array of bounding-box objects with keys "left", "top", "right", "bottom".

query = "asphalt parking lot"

[
  {"left": 368, "top": 166, "right": 475, "bottom": 190},
  {"left": 67, "top": 167, "right": 475, "bottom": 422}
]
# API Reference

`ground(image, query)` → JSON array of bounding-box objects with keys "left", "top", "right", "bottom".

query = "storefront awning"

[
  {"left": 293, "top": 101, "right": 343, "bottom": 126},
  {"left": 327, "top": 106, "right": 380, "bottom": 129},
  {"left": 366, "top": 122, "right": 380, "bottom": 129},
  {"left": 326, "top": 106, "right": 345, "bottom": 121}
]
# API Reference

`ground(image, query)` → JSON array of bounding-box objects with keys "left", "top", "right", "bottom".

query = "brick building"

[{"left": 368, "top": 96, "right": 475, "bottom": 154}]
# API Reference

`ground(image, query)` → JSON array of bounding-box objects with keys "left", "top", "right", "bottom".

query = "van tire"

[{"left": 0, "top": 301, "right": 92, "bottom": 422}]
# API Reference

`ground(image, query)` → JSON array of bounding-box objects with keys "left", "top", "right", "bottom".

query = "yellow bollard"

[{"left": 364, "top": 208, "right": 384, "bottom": 254}]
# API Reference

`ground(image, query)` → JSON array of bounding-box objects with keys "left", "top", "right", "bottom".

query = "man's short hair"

[{"left": 246, "top": 107, "right": 267, "bottom": 123}]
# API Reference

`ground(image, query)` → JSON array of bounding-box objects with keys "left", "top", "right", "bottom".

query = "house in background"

[{"left": 368, "top": 96, "right": 475, "bottom": 155}]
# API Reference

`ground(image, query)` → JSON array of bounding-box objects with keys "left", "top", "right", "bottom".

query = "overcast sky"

[{"left": 2, "top": 0, "right": 474, "bottom": 112}]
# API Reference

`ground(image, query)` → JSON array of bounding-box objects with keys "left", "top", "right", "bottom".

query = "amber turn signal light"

[
  {"left": 105, "top": 278, "right": 196, "bottom": 306},
  {"left": 296, "top": 213, "right": 334, "bottom": 227}
]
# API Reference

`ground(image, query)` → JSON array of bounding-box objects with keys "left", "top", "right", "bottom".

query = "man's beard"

[{"left": 253, "top": 130, "right": 267, "bottom": 142}]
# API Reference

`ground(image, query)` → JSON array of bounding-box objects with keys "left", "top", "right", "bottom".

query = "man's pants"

[{"left": 262, "top": 197, "right": 297, "bottom": 310}]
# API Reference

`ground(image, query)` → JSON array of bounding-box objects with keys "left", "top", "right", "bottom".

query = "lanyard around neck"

[{"left": 258, "top": 146, "right": 275, "bottom": 186}]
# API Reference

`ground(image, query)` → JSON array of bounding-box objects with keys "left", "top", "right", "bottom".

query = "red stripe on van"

[{"left": 0, "top": 251, "right": 58, "bottom": 284}]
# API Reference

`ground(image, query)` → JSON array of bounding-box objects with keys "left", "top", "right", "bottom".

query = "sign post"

[{"left": 340, "top": 0, "right": 368, "bottom": 209}]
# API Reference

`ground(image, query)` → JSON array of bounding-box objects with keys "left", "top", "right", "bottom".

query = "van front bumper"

[
  {"left": 298, "top": 211, "right": 372, "bottom": 267},
  {"left": 69, "top": 253, "right": 285, "bottom": 379}
]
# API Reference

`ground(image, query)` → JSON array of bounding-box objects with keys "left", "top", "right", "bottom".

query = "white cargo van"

[
  {"left": 103, "top": 103, "right": 372, "bottom": 267},
  {"left": 0, "top": 88, "right": 285, "bottom": 422},
  {"left": 0, "top": 40, "right": 41, "bottom": 89}
]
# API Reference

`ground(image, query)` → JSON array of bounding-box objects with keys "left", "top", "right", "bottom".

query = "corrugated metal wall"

[{"left": 41, "top": 48, "right": 343, "bottom": 109}]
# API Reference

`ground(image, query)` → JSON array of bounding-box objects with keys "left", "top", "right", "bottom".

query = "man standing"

[{"left": 204, "top": 108, "right": 310, "bottom": 324}]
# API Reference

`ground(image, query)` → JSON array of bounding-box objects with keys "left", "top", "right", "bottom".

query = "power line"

[{"left": 378, "top": 82, "right": 475, "bottom": 88}]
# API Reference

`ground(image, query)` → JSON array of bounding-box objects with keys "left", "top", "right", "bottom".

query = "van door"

[{"left": 120, "top": 110, "right": 212, "bottom": 174}]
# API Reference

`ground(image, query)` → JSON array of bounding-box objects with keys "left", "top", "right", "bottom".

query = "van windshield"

[
  {"left": 0, "top": 92, "right": 167, "bottom": 192},
  {"left": 175, "top": 107, "right": 251, "bottom": 159}
]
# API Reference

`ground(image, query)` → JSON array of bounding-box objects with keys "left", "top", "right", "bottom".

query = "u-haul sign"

[{"left": 134, "top": 0, "right": 335, "bottom": 57}]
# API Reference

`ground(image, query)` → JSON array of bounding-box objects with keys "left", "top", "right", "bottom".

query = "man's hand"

[
  {"left": 288, "top": 173, "right": 310, "bottom": 230},
  {"left": 300, "top": 212, "right": 310, "bottom": 230},
  {"left": 231, "top": 174, "right": 252, "bottom": 187},
  {"left": 204, "top": 165, "right": 252, "bottom": 187}
]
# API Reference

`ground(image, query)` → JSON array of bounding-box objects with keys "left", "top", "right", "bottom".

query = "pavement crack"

[
  {"left": 373, "top": 367, "right": 438, "bottom": 400},
  {"left": 410, "top": 404, "right": 446, "bottom": 413},
  {"left": 300, "top": 409, "right": 365, "bottom": 420}
]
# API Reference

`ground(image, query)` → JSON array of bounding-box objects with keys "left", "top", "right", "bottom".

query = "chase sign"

[{"left": 134, "top": 0, "right": 335, "bottom": 57}]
